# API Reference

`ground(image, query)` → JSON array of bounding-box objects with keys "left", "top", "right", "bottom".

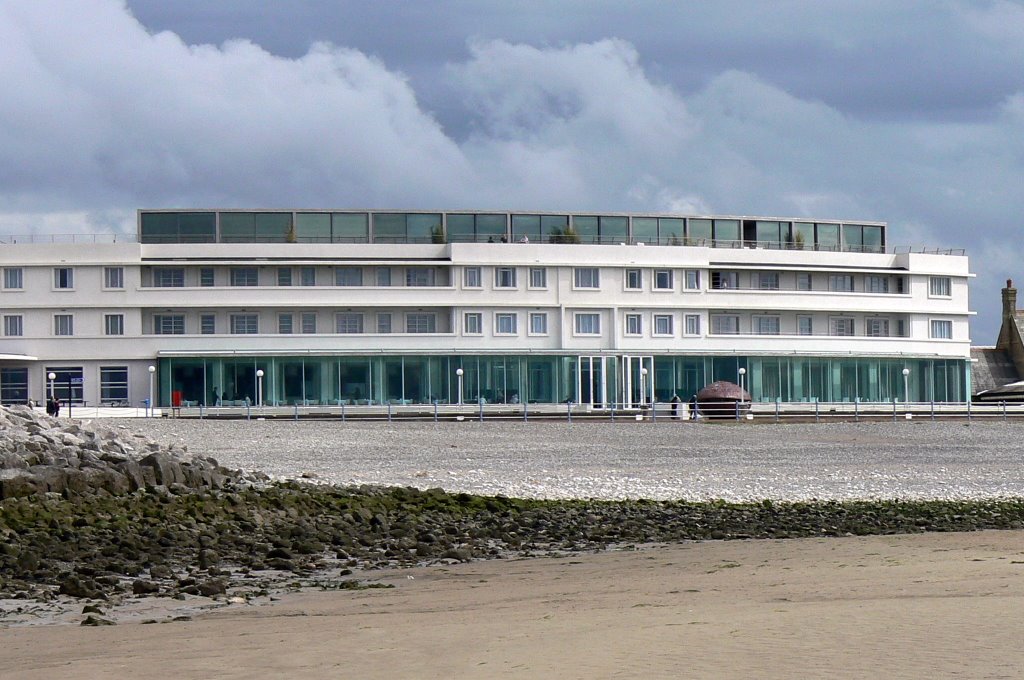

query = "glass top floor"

[{"left": 138, "top": 209, "right": 887, "bottom": 253}]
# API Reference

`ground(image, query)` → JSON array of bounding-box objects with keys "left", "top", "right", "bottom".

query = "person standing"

[{"left": 671, "top": 394, "right": 682, "bottom": 420}]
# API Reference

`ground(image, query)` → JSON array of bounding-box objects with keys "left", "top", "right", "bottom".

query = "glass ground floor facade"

[{"left": 156, "top": 354, "right": 969, "bottom": 408}]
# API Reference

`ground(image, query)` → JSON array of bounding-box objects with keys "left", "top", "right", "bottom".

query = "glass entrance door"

[
  {"left": 620, "top": 355, "right": 654, "bottom": 408},
  {"left": 576, "top": 356, "right": 608, "bottom": 408}
]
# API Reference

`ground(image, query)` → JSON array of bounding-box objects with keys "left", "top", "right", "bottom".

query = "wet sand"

[{"left": 2, "top": 530, "right": 1022, "bottom": 679}]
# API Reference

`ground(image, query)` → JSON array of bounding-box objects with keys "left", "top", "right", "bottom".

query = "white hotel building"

[{"left": 0, "top": 209, "right": 972, "bottom": 408}]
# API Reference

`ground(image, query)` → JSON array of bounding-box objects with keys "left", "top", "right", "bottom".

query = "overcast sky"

[{"left": 2, "top": 0, "right": 1022, "bottom": 339}]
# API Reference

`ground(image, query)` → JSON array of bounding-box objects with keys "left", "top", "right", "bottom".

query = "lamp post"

[
  {"left": 47, "top": 371, "right": 55, "bottom": 403},
  {"left": 256, "top": 369, "right": 264, "bottom": 408},
  {"left": 640, "top": 367, "right": 648, "bottom": 406},
  {"left": 738, "top": 367, "right": 746, "bottom": 399},
  {"left": 456, "top": 368, "right": 464, "bottom": 406},
  {"left": 148, "top": 365, "right": 156, "bottom": 417},
  {"left": 902, "top": 368, "right": 910, "bottom": 405}
]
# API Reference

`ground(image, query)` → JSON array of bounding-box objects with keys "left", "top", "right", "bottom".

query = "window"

[
  {"left": 230, "top": 314, "right": 259, "bottom": 334},
  {"left": 406, "top": 268, "right": 435, "bottom": 286},
  {"left": 711, "top": 271, "right": 738, "bottom": 289},
  {"left": 54, "top": 267, "right": 74, "bottom": 289},
  {"left": 464, "top": 312, "right": 482, "bottom": 335},
  {"left": 154, "top": 314, "right": 185, "bottom": 335},
  {"left": 44, "top": 367, "right": 82, "bottom": 404},
  {"left": 625, "top": 313, "right": 642, "bottom": 335},
  {"left": 866, "top": 276, "right": 889, "bottom": 293},
  {"left": 896, "top": 319, "right": 907, "bottom": 337},
  {"left": 798, "top": 316, "right": 813, "bottom": 336},
  {"left": 830, "top": 317, "right": 855, "bottom": 336},
  {"left": 376, "top": 268, "right": 391, "bottom": 287},
  {"left": 654, "top": 270, "right": 674, "bottom": 290},
  {"left": 756, "top": 272, "right": 779, "bottom": 290},
  {"left": 495, "top": 267, "right": 517, "bottom": 288},
  {"left": 829, "top": 275, "right": 854, "bottom": 292},
  {"left": 104, "top": 314, "right": 124, "bottom": 336},
  {"left": 711, "top": 314, "right": 739, "bottom": 335},
  {"left": 54, "top": 314, "right": 74, "bottom": 336},
  {"left": 574, "top": 267, "right": 600, "bottom": 289},
  {"left": 278, "top": 313, "right": 293, "bottom": 334},
  {"left": 464, "top": 267, "right": 482, "bottom": 288},
  {"left": 684, "top": 270, "right": 700, "bottom": 290},
  {"left": 3, "top": 315, "right": 23, "bottom": 337},
  {"left": 277, "top": 268, "right": 292, "bottom": 286},
  {"left": 684, "top": 314, "right": 700, "bottom": 336},
  {"left": 574, "top": 313, "right": 600, "bottom": 335},
  {"left": 754, "top": 315, "right": 780, "bottom": 335},
  {"left": 653, "top": 314, "right": 673, "bottom": 336},
  {"left": 930, "top": 277, "right": 951, "bottom": 297},
  {"left": 895, "top": 276, "right": 907, "bottom": 294},
  {"left": 796, "top": 273, "right": 812, "bottom": 291},
  {"left": 99, "top": 366, "right": 128, "bottom": 404},
  {"left": 625, "top": 269, "right": 642, "bottom": 290},
  {"left": 300, "top": 267, "right": 316, "bottom": 286},
  {"left": 866, "top": 318, "right": 889, "bottom": 337},
  {"left": 336, "top": 313, "right": 363, "bottom": 333},
  {"left": 495, "top": 313, "right": 518, "bottom": 335},
  {"left": 0, "top": 367, "right": 28, "bottom": 405},
  {"left": 230, "top": 267, "right": 259, "bottom": 286},
  {"left": 931, "top": 319, "right": 953, "bottom": 339},
  {"left": 377, "top": 313, "right": 392, "bottom": 333},
  {"left": 529, "top": 312, "right": 548, "bottom": 335},
  {"left": 529, "top": 267, "right": 547, "bottom": 289},
  {"left": 406, "top": 313, "right": 436, "bottom": 333},
  {"left": 200, "top": 314, "right": 216, "bottom": 335},
  {"left": 200, "top": 268, "right": 215, "bottom": 287},
  {"left": 3, "top": 267, "right": 23, "bottom": 290},
  {"left": 154, "top": 268, "right": 184, "bottom": 287},
  {"left": 301, "top": 312, "right": 317, "bottom": 334},
  {"left": 104, "top": 267, "right": 124, "bottom": 289},
  {"left": 335, "top": 267, "right": 363, "bottom": 286}
]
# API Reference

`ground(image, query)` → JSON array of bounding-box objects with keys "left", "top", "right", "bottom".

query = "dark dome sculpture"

[{"left": 695, "top": 381, "right": 751, "bottom": 419}]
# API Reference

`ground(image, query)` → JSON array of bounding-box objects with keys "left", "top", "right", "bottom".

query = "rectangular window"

[
  {"left": 377, "top": 313, "right": 392, "bottom": 333},
  {"left": 230, "top": 314, "right": 259, "bottom": 334},
  {"left": 54, "top": 314, "right": 74, "bottom": 336},
  {"left": 0, "top": 367, "right": 28, "bottom": 405},
  {"left": 797, "top": 273, "right": 812, "bottom": 291},
  {"left": 711, "top": 314, "right": 739, "bottom": 335},
  {"left": 54, "top": 267, "right": 74, "bottom": 289},
  {"left": 406, "top": 268, "right": 436, "bottom": 286},
  {"left": 654, "top": 270, "right": 674, "bottom": 290},
  {"left": 574, "top": 267, "right": 600, "bottom": 289},
  {"left": 200, "top": 314, "right": 215, "bottom": 335},
  {"left": 3, "top": 315, "right": 23, "bottom": 337},
  {"left": 230, "top": 267, "right": 259, "bottom": 286},
  {"left": 154, "top": 314, "right": 185, "bottom": 335},
  {"left": 625, "top": 313, "right": 642, "bottom": 336},
  {"left": 464, "top": 312, "right": 482, "bottom": 335},
  {"left": 684, "top": 270, "right": 700, "bottom": 290},
  {"left": 335, "top": 267, "right": 363, "bottom": 286},
  {"left": 495, "top": 267, "right": 517, "bottom": 288},
  {"left": 495, "top": 312, "right": 518, "bottom": 335},
  {"left": 376, "top": 268, "right": 392, "bottom": 287},
  {"left": 757, "top": 272, "right": 780, "bottom": 290},
  {"left": 104, "top": 267, "right": 124, "bottom": 289},
  {"left": 277, "top": 268, "right": 292, "bottom": 286},
  {"left": 200, "top": 268, "right": 215, "bottom": 287},
  {"left": 99, "top": 366, "right": 128, "bottom": 404},
  {"left": 301, "top": 312, "right": 317, "bottom": 334},
  {"left": 711, "top": 271, "right": 738, "bottom": 289},
  {"left": 930, "top": 319, "right": 953, "bottom": 339},
  {"left": 866, "top": 318, "right": 889, "bottom": 337},
  {"left": 684, "top": 314, "right": 700, "bottom": 336},
  {"left": 829, "top": 275, "right": 855, "bottom": 292},
  {"left": 406, "top": 313, "right": 436, "bottom": 333},
  {"left": 574, "top": 313, "right": 600, "bottom": 335},
  {"left": 754, "top": 315, "right": 780, "bottom": 335},
  {"left": 830, "top": 317, "right": 855, "bottom": 336},
  {"left": 653, "top": 314, "right": 673, "bottom": 336},
  {"left": 278, "top": 313, "right": 293, "bottom": 334},
  {"left": 897, "top": 319, "right": 907, "bottom": 337},
  {"left": 44, "top": 367, "right": 83, "bottom": 404},
  {"left": 335, "top": 313, "right": 363, "bottom": 333},
  {"left": 625, "top": 269, "right": 642, "bottom": 290},
  {"left": 895, "top": 276, "right": 906, "bottom": 294},
  {"left": 3, "top": 267, "right": 23, "bottom": 290},
  {"left": 866, "top": 275, "right": 889, "bottom": 293},
  {"left": 798, "top": 316, "right": 813, "bottom": 336},
  {"left": 104, "top": 314, "right": 124, "bottom": 336},
  {"left": 464, "top": 267, "right": 482, "bottom": 288},
  {"left": 529, "top": 267, "right": 547, "bottom": 289},
  {"left": 300, "top": 267, "right": 316, "bottom": 286},
  {"left": 929, "top": 276, "right": 951, "bottom": 297},
  {"left": 529, "top": 312, "right": 547, "bottom": 335},
  {"left": 154, "top": 268, "right": 184, "bottom": 287}
]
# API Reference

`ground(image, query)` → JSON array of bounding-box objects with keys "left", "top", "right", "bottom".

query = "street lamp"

[
  {"left": 738, "top": 367, "right": 746, "bottom": 399},
  {"left": 902, "top": 367, "right": 910, "bottom": 405},
  {"left": 47, "top": 372, "right": 55, "bottom": 402},
  {"left": 148, "top": 365, "right": 156, "bottom": 417},
  {"left": 256, "top": 369, "right": 264, "bottom": 408},
  {"left": 455, "top": 368, "right": 464, "bottom": 406},
  {"left": 640, "top": 367, "right": 648, "bottom": 406}
]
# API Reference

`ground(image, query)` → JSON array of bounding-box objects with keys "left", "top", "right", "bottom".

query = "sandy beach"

[{"left": 2, "top": 530, "right": 1022, "bottom": 679}]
